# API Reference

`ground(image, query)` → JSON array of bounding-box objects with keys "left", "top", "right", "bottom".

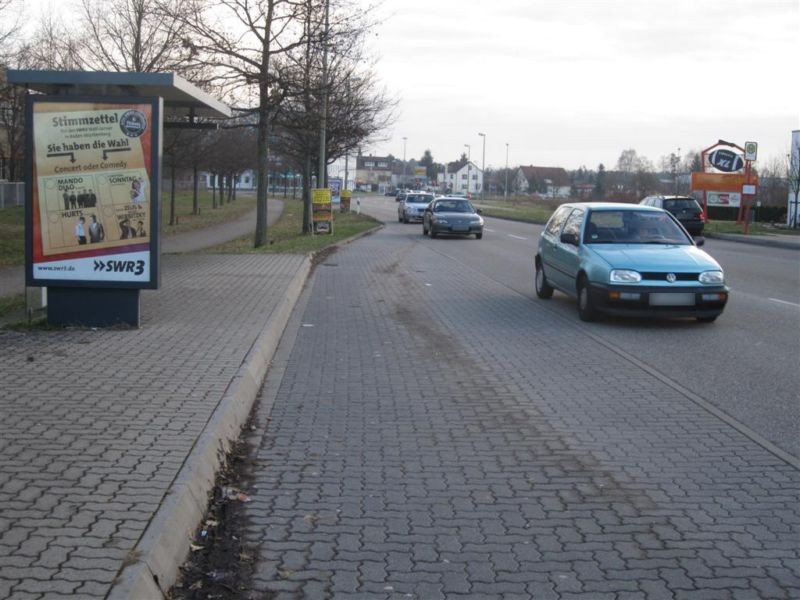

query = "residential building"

[
  {"left": 355, "top": 154, "right": 393, "bottom": 193},
  {"left": 438, "top": 160, "right": 483, "bottom": 195},
  {"left": 515, "top": 166, "right": 571, "bottom": 197}
]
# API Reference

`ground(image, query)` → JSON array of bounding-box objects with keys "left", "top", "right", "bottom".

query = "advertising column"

[{"left": 27, "top": 96, "right": 160, "bottom": 288}]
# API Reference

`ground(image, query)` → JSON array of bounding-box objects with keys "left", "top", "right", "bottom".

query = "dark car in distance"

[
  {"left": 640, "top": 195, "right": 705, "bottom": 236},
  {"left": 422, "top": 197, "right": 484, "bottom": 239}
]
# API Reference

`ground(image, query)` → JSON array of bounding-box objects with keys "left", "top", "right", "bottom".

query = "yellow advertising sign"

[{"left": 312, "top": 187, "right": 333, "bottom": 234}]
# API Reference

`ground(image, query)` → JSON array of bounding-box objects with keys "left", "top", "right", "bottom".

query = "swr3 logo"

[{"left": 93, "top": 259, "right": 145, "bottom": 276}]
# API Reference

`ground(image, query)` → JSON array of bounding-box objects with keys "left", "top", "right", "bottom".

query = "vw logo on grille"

[{"left": 666, "top": 273, "right": 677, "bottom": 283}]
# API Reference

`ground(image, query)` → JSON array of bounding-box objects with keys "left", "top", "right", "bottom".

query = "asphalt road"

[{"left": 363, "top": 195, "right": 800, "bottom": 460}]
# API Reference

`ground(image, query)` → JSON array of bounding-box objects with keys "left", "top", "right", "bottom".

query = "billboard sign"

[
  {"left": 708, "top": 149, "right": 744, "bottom": 172},
  {"left": 312, "top": 187, "right": 333, "bottom": 234},
  {"left": 691, "top": 172, "right": 757, "bottom": 192},
  {"left": 707, "top": 192, "right": 741, "bottom": 208},
  {"left": 329, "top": 177, "right": 342, "bottom": 206},
  {"left": 26, "top": 96, "right": 161, "bottom": 288}
]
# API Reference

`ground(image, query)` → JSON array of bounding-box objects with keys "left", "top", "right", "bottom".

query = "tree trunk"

[
  {"left": 302, "top": 155, "right": 312, "bottom": 233},
  {"left": 254, "top": 86, "right": 270, "bottom": 247},
  {"left": 192, "top": 164, "right": 199, "bottom": 214},
  {"left": 211, "top": 173, "right": 217, "bottom": 209},
  {"left": 218, "top": 173, "right": 224, "bottom": 207}
]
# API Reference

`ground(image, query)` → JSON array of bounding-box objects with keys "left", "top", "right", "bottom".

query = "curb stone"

[{"left": 107, "top": 255, "right": 312, "bottom": 600}]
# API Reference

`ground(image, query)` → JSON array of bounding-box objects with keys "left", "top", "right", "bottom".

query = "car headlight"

[
  {"left": 609, "top": 269, "right": 642, "bottom": 283},
  {"left": 433, "top": 217, "right": 449, "bottom": 224},
  {"left": 699, "top": 270, "right": 724, "bottom": 284},
  {"left": 473, "top": 218, "right": 484, "bottom": 226}
]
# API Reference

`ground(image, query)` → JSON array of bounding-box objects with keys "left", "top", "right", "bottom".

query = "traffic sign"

[{"left": 744, "top": 141, "right": 758, "bottom": 162}]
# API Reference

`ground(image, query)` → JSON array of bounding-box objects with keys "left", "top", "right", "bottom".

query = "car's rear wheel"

[
  {"left": 535, "top": 261, "right": 553, "bottom": 299},
  {"left": 577, "top": 276, "right": 597, "bottom": 322}
]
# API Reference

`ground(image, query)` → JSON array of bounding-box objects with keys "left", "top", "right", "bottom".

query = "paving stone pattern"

[
  {"left": 0, "top": 253, "right": 307, "bottom": 599},
  {"left": 245, "top": 226, "right": 800, "bottom": 599}
]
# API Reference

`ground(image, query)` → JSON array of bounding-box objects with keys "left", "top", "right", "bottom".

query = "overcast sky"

[
  {"left": 16, "top": 0, "right": 799, "bottom": 172},
  {"left": 365, "top": 0, "right": 799, "bottom": 170}
]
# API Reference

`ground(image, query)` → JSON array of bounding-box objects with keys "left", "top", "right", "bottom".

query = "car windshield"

[
  {"left": 434, "top": 200, "right": 474, "bottom": 213},
  {"left": 584, "top": 210, "right": 691, "bottom": 245}
]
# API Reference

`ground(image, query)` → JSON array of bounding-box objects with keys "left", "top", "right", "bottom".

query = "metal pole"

[
  {"left": 464, "top": 144, "right": 470, "bottom": 195},
  {"left": 317, "top": 0, "right": 330, "bottom": 190},
  {"left": 505, "top": 143, "right": 509, "bottom": 199},
  {"left": 478, "top": 132, "right": 486, "bottom": 201},
  {"left": 402, "top": 136, "right": 407, "bottom": 188}
]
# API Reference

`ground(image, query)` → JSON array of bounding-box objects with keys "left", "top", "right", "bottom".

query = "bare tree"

[
  {"left": 78, "top": 0, "right": 199, "bottom": 74},
  {"left": 167, "top": 0, "right": 317, "bottom": 248}
]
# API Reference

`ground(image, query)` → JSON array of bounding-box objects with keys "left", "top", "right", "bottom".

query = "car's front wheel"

[
  {"left": 535, "top": 261, "right": 553, "bottom": 299},
  {"left": 577, "top": 276, "right": 597, "bottom": 322},
  {"left": 475, "top": 232, "right": 483, "bottom": 240}
]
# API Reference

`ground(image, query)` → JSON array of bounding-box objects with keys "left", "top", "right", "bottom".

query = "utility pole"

[
  {"left": 478, "top": 132, "right": 486, "bottom": 200},
  {"left": 317, "top": 0, "right": 330, "bottom": 190},
  {"left": 505, "top": 142, "right": 509, "bottom": 199},
  {"left": 464, "top": 144, "right": 471, "bottom": 195},
  {"left": 402, "top": 136, "right": 407, "bottom": 188}
]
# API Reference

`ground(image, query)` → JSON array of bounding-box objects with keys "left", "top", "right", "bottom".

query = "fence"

[{"left": 0, "top": 182, "right": 24, "bottom": 209}]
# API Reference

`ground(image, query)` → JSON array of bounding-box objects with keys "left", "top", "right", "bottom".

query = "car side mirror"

[
  {"left": 560, "top": 231, "right": 579, "bottom": 246},
  {"left": 694, "top": 236, "right": 705, "bottom": 247},
  {"left": 476, "top": 208, "right": 483, "bottom": 215}
]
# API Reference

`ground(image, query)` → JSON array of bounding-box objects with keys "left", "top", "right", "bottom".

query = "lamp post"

[
  {"left": 505, "top": 143, "right": 509, "bottom": 199},
  {"left": 478, "top": 132, "right": 486, "bottom": 201},
  {"left": 402, "top": 136, "right": 407, "bottom": 188},
  {"left": 464, "top": 143, "right": 471, "bottom": 195}
]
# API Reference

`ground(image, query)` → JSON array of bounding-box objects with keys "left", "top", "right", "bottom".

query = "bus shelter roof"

[{"left": 6, "top": 70, "right": 231, "bottom": 119}]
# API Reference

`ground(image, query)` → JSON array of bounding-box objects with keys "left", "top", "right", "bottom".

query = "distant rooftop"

[{"left": 6, "top": 70, "right": 231, "bottom": 119}]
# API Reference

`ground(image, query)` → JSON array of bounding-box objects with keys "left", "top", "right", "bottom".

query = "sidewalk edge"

[
  {"left": 107, "top": 255, "right": 312, "bottom": 600},
  {"left": 704, "top": 232, "right": 800, "bottom": 251}
]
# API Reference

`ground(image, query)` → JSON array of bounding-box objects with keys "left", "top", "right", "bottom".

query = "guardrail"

[{"left": 0, "top": 182, "right": 24, "bottom": 208}]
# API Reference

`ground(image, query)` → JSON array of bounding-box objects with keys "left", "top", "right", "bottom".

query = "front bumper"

[
  {"left": 588, "top": 282, "right": 728, "bottom": 318},
  {"left": 431, "top": 223, "right": 483, "bottom": 235}
]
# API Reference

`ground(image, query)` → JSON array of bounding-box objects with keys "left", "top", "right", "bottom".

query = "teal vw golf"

[{"left": 534, "top": 203, "right": 728, "bottom": 322}]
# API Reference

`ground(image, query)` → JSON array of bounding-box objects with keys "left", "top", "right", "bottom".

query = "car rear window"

[
  {"left": 406, "top": 195, "right": 432, "bottom": 203},
  {"left": 664, "top": 199, "right": 700, "bottom": 211}
]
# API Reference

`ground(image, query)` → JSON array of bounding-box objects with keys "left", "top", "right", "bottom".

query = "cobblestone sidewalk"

[{"left": 0, "top": 253, "right": 308, "bottom": 599}]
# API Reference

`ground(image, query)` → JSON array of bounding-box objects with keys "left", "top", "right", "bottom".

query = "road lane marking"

[
  {"left": 769, "top": 298, "right": 800, "bottom": 308},
  {"left": 508, "top": 234, "right": 528, "bottom": 240}
]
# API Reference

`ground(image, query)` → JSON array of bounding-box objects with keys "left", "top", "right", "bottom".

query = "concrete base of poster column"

[{"left": 47, "top": 287, "right": 140, "bottom": 327}]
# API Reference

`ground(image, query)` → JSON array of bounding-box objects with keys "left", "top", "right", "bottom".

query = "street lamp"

[
  {"left": 478, "top": 132, "right": 486, "bottom": 201},
  {"left": 402, "top": 136, "right": 407, "bottom": 188},
  {"left": 464, "top": 143, "right": 471, "bottom": 195},
  {"left": 505, "top": 143, "right": 509, "bottom": 199}
]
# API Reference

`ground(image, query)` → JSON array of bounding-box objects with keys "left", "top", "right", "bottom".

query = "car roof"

[{"left": 558, "top": 202, "right": 663, "bottom": 212}]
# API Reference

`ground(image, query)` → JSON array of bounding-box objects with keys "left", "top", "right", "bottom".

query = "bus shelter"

[{"left": 7, "top": 70, "right": 231, "bottom": 326}]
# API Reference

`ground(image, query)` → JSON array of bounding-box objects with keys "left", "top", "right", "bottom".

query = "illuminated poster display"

[{"left": 26, "top": 96, "right": 160, "bottom": 288}]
